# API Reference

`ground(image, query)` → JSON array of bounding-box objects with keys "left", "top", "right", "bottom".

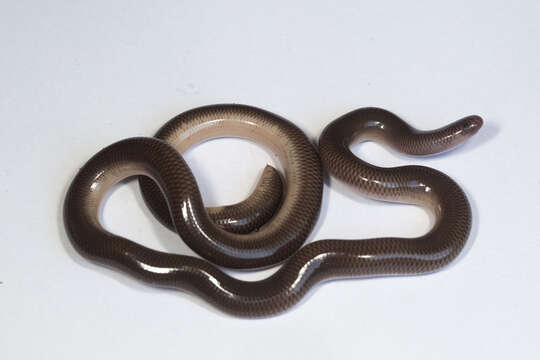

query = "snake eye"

[
  {"left": 461, "top": 116, "right": 483, "bottom": 134},
  {"left": 463, "top": 122, "right": 474, "bottom": 130}
]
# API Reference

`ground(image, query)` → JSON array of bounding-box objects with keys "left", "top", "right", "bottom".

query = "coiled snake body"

[{"left": 64, "top": 104, "right": 482, "bottom": 317}]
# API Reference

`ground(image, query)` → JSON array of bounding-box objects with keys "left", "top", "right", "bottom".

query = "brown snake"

[{"left": 63, "top": 104, "right": 482, "bottom": 317}]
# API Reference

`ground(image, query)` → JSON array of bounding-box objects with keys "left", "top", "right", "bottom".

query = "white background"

[{"left": 1, "top": 1, "right": 539, "bottom": 358}]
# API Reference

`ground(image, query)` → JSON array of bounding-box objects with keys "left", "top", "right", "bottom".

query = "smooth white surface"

[{"left": 1, "top": 0, "right": 539, "bottom": 358}]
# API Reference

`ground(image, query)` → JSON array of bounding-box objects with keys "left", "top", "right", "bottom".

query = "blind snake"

[{"left": 63, "top": 104, "right": 482, "bottom": 317}]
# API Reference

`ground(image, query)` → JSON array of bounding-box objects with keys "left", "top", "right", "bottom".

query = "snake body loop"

[
  {"left": 65, "top": 105, "right": 323, "bottom": 269},
  {"left": 64, "top": 105, "right": 482, "bottom": 317},
  {"left": 141, "top": 164, "right": 283, "bottom": 235}
]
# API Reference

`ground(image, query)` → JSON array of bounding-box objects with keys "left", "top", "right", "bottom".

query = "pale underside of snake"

[{"left": 63, "top": 104, "right": 482, "bottom": 317}]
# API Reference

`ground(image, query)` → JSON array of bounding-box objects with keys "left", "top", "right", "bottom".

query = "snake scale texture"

[{"left": 64, "top": 104, "right": 482, "bottom": 317}]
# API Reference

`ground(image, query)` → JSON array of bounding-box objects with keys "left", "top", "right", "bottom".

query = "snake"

[{"left": 63, "top": 104, "right": 482, "bottom": 317}]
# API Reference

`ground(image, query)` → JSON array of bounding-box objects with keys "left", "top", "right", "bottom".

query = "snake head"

[
  {"left": 459, "top": 115, "right": 483, "bottom": 137},
  {"left": 430, "top": 115, "right": 483, "bottom": 154}
]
